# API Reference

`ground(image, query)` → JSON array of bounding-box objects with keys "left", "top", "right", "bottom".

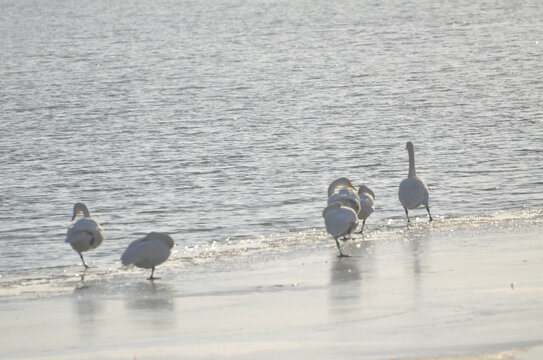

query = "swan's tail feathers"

[{"left": 66, "top": 218, "right": 103, "bottom": 250}]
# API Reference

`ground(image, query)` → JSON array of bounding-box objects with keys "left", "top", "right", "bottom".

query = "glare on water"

[{"left": 0, "top": 0, "right": 542, "bottom": 275}]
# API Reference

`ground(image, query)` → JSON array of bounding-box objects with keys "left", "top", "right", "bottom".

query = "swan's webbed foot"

[
  {"left": 334, "top": 238, "right": 350, "bottom": 257},
  {"left": 147, "top": 267, "right": 158, "bottom": 280}
]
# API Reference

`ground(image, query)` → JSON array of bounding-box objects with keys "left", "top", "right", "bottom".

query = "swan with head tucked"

[
  {"left": 121, "top": 232, "right": 174, "bottom": 280},
  {"left": 398, "top": 141, "right": 433, "bottom": 222},
  {"left": 323, "top": 202, "right": 358, "bottom": 257},
  {"left": 356, "top": 185, "right": 375, "bottom": 233},
  {"left": 65, "top": 202, "right": 104, "bottom": 268},
  {"left": 327, "top": 177, "right": 361, "bottom": 215}
]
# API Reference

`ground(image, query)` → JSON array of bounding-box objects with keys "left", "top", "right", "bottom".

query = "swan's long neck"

[
  {"left": 408, "top": 146, "right": 416, "bottom": 178},
  {"left": 75, "top": 203, "right": 91, "bottom": 218},
  {"left": 328, "top": 178, "right": 351, "bottom": 197},
  {"left": 81, "top": 207, "right": 91, "bottom": 218}
]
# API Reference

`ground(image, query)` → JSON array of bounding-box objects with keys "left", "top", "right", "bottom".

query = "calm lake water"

[{"left": 0, "top": 0, "right": 542, "bottom": 276}]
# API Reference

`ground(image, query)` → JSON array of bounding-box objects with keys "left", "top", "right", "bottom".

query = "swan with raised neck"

[{"left": 398, "top": 142, "right": 433, "bottom": 222}]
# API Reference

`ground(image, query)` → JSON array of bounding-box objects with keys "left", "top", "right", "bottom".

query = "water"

[{"left": 1, "top": 0, "right": 542, "bottom": 277}]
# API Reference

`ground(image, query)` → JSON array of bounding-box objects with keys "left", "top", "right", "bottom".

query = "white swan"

[
  {"left": 398, "top": 141, "right": 433, "bottom": 222},
  {"left": 65, "top": 202, "right": 104, "bottom": 268},
  {"left": 356, "top": 185, "right": 375, "bottom": 233},
  {"left": 327, "top": 177, "right": 361, "bottom": 214},
  {"left": 323, "top": 202, "right": 358, "bottom": 257},
  {"left": 121, "top": 232, "right": 174, "bottom": 280}
]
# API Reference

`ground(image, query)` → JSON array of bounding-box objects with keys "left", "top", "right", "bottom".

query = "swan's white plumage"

[
  {"left": 398, "top": 141, "right": 432, "bottom": 221},
  {"left": 323, "top": 202, "right": 358, "bottom": 239},
  {"left": 399, "top": 177, "right": 429, "bottom": 210},
  {"left": 327, "top": 188, "right": 361, "bottom": 214},
  {"left": 66, "top": 218, "right": 104, "bottom": 252},
  {"left": 121, "top": 232, "right": 174, "bottom": 277},
  {"left": 65, "top": 203, "right": 103, "bottom": 267},
  {"left": 323, "top": 190, "right": 358, "bottom": 257},
  {"left": 357, "top": 185, "right": 375, "bottom": 220},
  {"left": 327, "top": 177, "right": 360, "bottom": 214},
  {"left": 356, "top": 185, "right": 375, "bottom": 233}
]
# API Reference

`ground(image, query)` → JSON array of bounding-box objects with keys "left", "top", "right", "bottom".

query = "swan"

[
  {"left": 121, "top": 232, "right": 174, "bottom": 280},
  {"left": 398, "top": 141, "right": 433, "bottom": 222},
  {"left": 356, "top": 185, "right": 375, "bottom": 233},
  {"left": 323, "top": 202, "right": 358, "bottom": 257},
  {"left": 65, "top": 202, "right": 104, "bottom": 268},
  {"left": 327, "top": 177, "right": 361, "bottom": 214}
]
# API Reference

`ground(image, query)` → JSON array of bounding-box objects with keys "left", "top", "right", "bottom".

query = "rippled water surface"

[{"left": 1, "top": 0, "right": 542, "bottom": 274}]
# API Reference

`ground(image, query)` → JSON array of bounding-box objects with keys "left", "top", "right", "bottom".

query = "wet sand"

[{"left": 2, "top": 215, "right": 543, "bottom": 360}]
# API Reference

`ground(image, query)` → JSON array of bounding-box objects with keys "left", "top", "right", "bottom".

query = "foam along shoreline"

[{"left": 1, "top": 209, "right": 543, "bottom": 359}]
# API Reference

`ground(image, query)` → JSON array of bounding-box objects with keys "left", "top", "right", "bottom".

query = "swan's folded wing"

[
  {"left": 66, "top": 218, "right": 103, "bottom": 246},
  {"left": 399, "top": 177, "right": 429, "bottom": 209},
  {"left": 328, "top": 188, "right": 361, "bottom": 214},
  {"left": 121, "top": 238, "right": 171, "bottom": 268},
  {"left": 358, "top": 193, "right": 375, "bottom": 218},
  {"left": 324, "top": 207, "right": 358, "bottom": 238},
  {"left": 147, "top": 232, "right": 175, "bottom": 249}
]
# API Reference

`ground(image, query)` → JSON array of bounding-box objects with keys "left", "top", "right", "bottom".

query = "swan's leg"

[
  {"left": 404, "top": 207, "right": 410, "bottom": 222},
  {"left": 79, "top": 253, "right": 89, "bottom": 269},
  {"left": 426, "top": 205, "right": 433, "bottom": 222},
  {"left": 335, "top": 238, "right": 351, "bottom": 257},
  {"left": 148, "top": 267, "right": 156, "bottom": 280},
  {"left": 357, "top": 219, "right": 366, "bottom": 234}
]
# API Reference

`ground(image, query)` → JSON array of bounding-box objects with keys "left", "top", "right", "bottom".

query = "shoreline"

[{"left": 1, "top": 211, "right": 543, "bottom": 359}]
